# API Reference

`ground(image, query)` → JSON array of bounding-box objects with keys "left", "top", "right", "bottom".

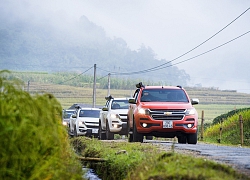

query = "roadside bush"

[
  {"left": 205, "top": 109, "right": 250, "bottom": 146},
  {"left": 0, "top": 71, "right": 83, "bottom": 180},
  {"left": 212, "top": 108, "right": 250, "bottom": 125}
]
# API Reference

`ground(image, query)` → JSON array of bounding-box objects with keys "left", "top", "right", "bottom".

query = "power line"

[
  {"left": 110, "top": 30, "right": 250, "bottom": 75},
  {"left": 99, "top": 7, "right": 249, "bottom": 76},
  {"left": 59, "top": 66, "right": 93, "bottom": 84},
  {"left": 126, "top": 7, "right": 250, "bottom": 74},
  {"left": 96, "top": 74, "right": 109, "bottom": 81},
  {"left": 163, "top": 30, "right": 250, "bottom": 69}
]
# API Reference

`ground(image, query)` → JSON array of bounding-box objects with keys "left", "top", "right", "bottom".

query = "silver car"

[{"left": 69, "top": 107, "right": 101, "bottom": 137}]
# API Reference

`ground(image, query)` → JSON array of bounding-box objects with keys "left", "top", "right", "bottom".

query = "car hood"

[
  {"left": 110, "top": 109, "right": 128, "bottom": 114},
  {"left": 78, "top": 117, "right": 99, "bottom": 122},
  {"left": 140, "top": 102, "right": 193, "bottom": 109},
  {"left": 63, "top": 118, "right": 70, "bottom": 121}
]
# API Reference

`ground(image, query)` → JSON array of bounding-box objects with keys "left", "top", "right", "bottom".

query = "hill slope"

[{"left": 0, "top": 1, "right": 189, "bottom": 86}]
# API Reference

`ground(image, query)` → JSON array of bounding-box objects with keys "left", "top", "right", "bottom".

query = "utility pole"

[
  {"left": 108, "top": 73, "right": 111, "bottom": 96},
  {"left": 92, "top": 64, "right": 96, "bottom": 108},
  {"left": 27, "top": 80, "right": 30, "bottom": 92}
]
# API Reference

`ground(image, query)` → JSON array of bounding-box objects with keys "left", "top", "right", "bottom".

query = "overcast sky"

[{"left": 3, "top": 0, "right": 250, "bottom": 93}]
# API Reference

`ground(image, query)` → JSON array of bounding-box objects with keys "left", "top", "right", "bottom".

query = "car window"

[
  {"left": 141, "top": 89, "right": 188, "bottom": 102},
  {"left": 79, "top": 110, "right": 100, "bottom": 118},
  {"left": 133, "top": 89, "right": 140, "bottom": 102},
  {"left": 63, "top": 110, "right": 74, "bottom": 118},
  {"left": 111, "top": 99, "right": 129, "bottom": 109}
]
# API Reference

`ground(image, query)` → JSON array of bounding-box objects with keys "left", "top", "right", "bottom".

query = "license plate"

[
  {"left": 92, "top": 129, "right": 98, "bottom": 133},
  {"left": 163, "top": 120, "right": 173, "bottom": 128}
]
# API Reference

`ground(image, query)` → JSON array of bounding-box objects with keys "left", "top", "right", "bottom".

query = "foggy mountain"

[{"left": 0, "top": 1, "right": 190, "bottom": 86}]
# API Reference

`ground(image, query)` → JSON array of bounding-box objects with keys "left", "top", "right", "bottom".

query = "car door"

[
  {"left": 128, "top": 89, "right": 140, "bottom": 129},
  {"left": 70, "top": 110, "right": 77, "bottom": 132},
  {"left": 100, "top": 100, "right": 110, "bottom": 130}
]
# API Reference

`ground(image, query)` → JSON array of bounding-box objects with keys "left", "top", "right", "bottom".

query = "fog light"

[
  {"left": 142, "top": 123, "right": 148, "bottom": 128},
  {"left": 187, "top": 124, "right": 193, "bottom": 128},
  {"left": 113, "top": 124, "right": 118, "bottom": 128}
]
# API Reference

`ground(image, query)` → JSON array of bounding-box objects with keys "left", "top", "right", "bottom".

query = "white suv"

[
  {"left": 99, "top": 96, "right": 130, "bottom": 140},
  {"left": 68, "top": 107, "right": 101, "bottom": 137}
]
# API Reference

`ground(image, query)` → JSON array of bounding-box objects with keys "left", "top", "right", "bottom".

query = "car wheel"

[
  {"left": 177, "top": 136, "right": 187, "bottom": 144},
  {"left": 68, "top": 125, "right": 73, "bottom": 137},
  {"left": 187, "top": 131, "right": 197, "bottom": 144},
  {"left": 127, "top": 115, "right": 130, "bottom": 135},
  {"left": 106, "top": 121, "right": 114, "bottom": 140},
  {"left": 132, "top": 119, "right": 143, "bottom": 142},
  {"left": 128, "top": 133, "right": 133, "bottom": 142},
  {"left": 146, "top": 136, "right": 153, "bottom": 140},
  {"left": 98, "top": 121, "right": 106, "bottom": 140},
  {"left": 74, "top": 126, "right": 78, "bottom": 137}
]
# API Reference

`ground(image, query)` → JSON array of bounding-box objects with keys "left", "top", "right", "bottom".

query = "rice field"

[{"left": 22, "top": 81, "right": 250, "bottom": 125}]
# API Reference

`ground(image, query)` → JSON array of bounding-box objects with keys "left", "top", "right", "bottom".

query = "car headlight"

[
  {"left": 138, "top": 108, "right": 150, "bottom": 115},
  {"left": 110, "top": 113, "right": 120, "bottom": 119},
  {"left": 62, "top": 121, "right": 67, "bottom": 126},
  {"left": 78, "top": 121, "right": 86, "bottom": 126},
  {"left": 185, "top": 108, "right": 196, "bottom": 115}
]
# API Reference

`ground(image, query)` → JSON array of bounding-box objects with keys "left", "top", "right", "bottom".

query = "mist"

[{"left": 1, "top": 0, "right": 250, "bottom": 93}]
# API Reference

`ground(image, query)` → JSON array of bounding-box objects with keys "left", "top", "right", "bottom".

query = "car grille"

[
  {"left": 85, "top": 121, "right": 99, "bottom": 128},
  {"left": 119, "top": 113, "right": 128, "bottom": 122},
  {"left": 149, "top": 109, "right": 186, "bottom": 121}
]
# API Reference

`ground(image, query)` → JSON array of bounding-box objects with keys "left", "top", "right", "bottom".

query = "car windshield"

[
  {"left": 140, "top": 89, "right": 188, "bottom": 102},
  {"left": 79, "top": 110, "right": 100, "bottom": 118},
  {"left": 63, "top": 110, "right": 74, "bottom": 118},
  {"left": 111, "top": 100, "right": 129, "bottom": 109}
]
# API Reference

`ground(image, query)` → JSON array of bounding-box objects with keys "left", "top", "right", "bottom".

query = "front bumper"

[
  {"left": 109, "top": 121, "right": 127, "bottom": 135},
  {"left": 135, "top": 114, "right": 197, "bottom": 134}
]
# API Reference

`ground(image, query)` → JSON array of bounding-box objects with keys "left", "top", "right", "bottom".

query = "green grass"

[
  {"left": 71, "top": 137, "right": 249, "bottom": 180},
  {"left": 204, "top": 109, "right": 250, "bottom": 146},
  {"left": 0, "top": 71, "right": 83, "bottom": 180},
  {"left": 195, "top": 104, "right": 249, "bottom": 124}
]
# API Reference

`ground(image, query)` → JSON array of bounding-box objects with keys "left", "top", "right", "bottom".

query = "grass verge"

[
  {"left": 204, "top": 109, "right": 250, "bottom": 146},
  {"left": 71, "top": 137, "right": 249, "bottom": 180}
]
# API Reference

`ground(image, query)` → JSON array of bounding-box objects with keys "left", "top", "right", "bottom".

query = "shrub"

[{"left": 0, "top": 71, "right": 83, "bottom": 180}]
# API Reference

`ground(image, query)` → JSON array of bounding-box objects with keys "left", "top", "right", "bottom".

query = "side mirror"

[
  {"left": 191, "top": 98, "right": 199, "bottom": 105},
  {"left": 102, "top": 107, "right": 109, "bottom": 111},
  {"left": 128, "top": 98, "right": 136, "bottom": 104},
  {"left": 71, "top": 114, "right": 77, "bottom": 118}
]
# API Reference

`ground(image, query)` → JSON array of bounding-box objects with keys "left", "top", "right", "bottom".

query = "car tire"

[
  {"left": 127, "top": 115, "right": 131, "bottom": 135},
  {"left": 187, "top": 131, "right": 197, "bottom": 144},
  {"left": 74, "top": 126, "right": 78, "bottom": 137},
  {"left": 68, "top": 125, "right": 73, "bottom": 137},
  {"left": 98, "top": 121, "right": 106, "bottom": 140},
  {"left": 146, "top": 136, "right": 153, "bottom": 140},
  {"left": 106, "top": 121, "right": 114, "bottom": 140},
  {"left": 133, "top": 119, "right": 143, "bottom": 142},
  {"left": 128, "top": 134, "right": 133, "bottom": 142},
  {"left": 177, "top": 136, "right": 187, "bottom": 144}
]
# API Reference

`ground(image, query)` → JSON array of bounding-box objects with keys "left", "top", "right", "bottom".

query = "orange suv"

[{"left": 127, "top": 82, "right": 199, "bottom": 144}]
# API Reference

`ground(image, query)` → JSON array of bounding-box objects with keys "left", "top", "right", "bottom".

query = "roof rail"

[{"left": 177, "top": 85, "right": 182, "bottom": 89}]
